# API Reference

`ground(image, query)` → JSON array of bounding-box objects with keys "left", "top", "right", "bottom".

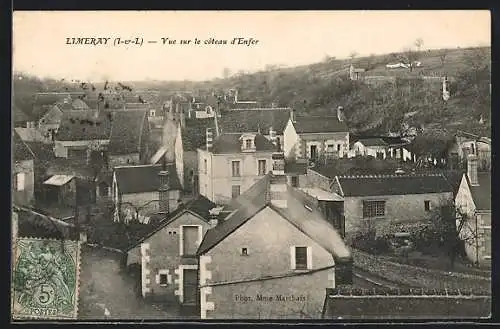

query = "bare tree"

[
  {"left": 399, "top": 47, "right": 420, "bottom": 72},
  {"left": 414, "top": 38, "right": 424, "bottom": 52},
  {"left": 439, "top": 49, "right": 449, "bottom": 67}
]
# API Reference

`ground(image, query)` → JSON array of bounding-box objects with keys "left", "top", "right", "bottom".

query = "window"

[
  {"left": 245, "top": 139, "right": 252, "bottom": 149},
  {"left": 149, "top": 110, "right": 156, "bottom": 117},
  {"left": 204, "top": 159, "right": 208, "bottom": 174},
  {"left": 424, "top": 200, "right": 431, "bottom": 211},
  {"left": 291, "top": 176, "right": 299, "bottom": 187},
  {"left": 159, "top": 274, "right": 168, "bottom": 285},
  {"left": 363, "top": 200, "right": 385, "bottom": 218},
  {"left": 241, "top": 248, "right": 248, "bottom": 256},
  {"left": 258, "top": 160, "right": 267, "bottom": 175},
  {"left": 16, "top": 172, "right": 25, "bottom": 191},
  {"left": 337, "top": 144, "right": 341, "bottom": 152},
  {"left": 293, "top": 246, "right": 309, "bottom": 270},
  {"left": 232, "top": 161, "right": 241, "bottom": 177},
  {"left": 327, "top": 144, "right": 334, "bottom": 152},
  {"left": 231, "top": 185, "right": 240, "bottom": 198}
]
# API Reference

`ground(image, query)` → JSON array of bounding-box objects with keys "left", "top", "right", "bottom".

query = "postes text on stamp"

[{"left": 12, "top": 238, "right": 81, "bottom": 320}]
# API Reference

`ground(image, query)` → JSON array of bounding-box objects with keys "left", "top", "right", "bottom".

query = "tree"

[
  {"left": 439, "top": 49, "right": 449, "bottom": 67},
  {"left": 399, "top": 47, "right": 420, "bottom": 72},
  {"left": 414, "top": 38, "right": 424, "bottom": 52},
  {"left": 349, "top": 51, "right": 358, "bottom": 61},
  {"left": 425, "top": 200, "right": 477, "bottom": 269}
]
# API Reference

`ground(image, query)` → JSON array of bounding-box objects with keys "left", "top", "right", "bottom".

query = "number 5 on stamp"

[{"left": 11, "top": 238, "right": 81, "bottom": 320}]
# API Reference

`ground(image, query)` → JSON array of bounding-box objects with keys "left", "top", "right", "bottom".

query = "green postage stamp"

[{"left": 11, "top": 238, "right": 81, "bottom": 320}]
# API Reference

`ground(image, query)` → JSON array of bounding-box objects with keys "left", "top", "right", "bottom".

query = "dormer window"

[{"left": 240, "top": 133, "right": 256, "bottom": 152}]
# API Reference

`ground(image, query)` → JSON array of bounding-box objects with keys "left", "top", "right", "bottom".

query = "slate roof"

[
  {"left": 114, "top": 164, "right": 182, "bottom": 194},
  {"left": 56, "top": 110, "right": 113, "bottom": 141},
  {"left": 126, "top": 195, "right": 216, "bottom": 250},
  {"left": 219, "top": 108, "right": 291, "bottom": 134},
  {"left": 108, "top": 110, "right": 148, "bottom": 155},
  {"left": 210, "top": 133, "right": 277, "bottom": 154},
  {"left": 356, "top": 138, "right": 388, "bottom": 147},
  {"left": 13, "top": 130, "right": 35, "bottom": 161},
  {"left": 336, "top": 174, "right": 453, "bottom": 197},
  {"left": 466, "top": 172, "right": 491, "bottom": 211},
  {"left": 293, "top": 115, "right": 348, "bottom": 134},
  {"left": 197, "top": 173, "right": 352, "bottom": 264}
]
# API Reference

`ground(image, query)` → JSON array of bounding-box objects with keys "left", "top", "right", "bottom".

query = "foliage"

[{"left": 349, "top": 230, "right": 391, "bottom": 255}]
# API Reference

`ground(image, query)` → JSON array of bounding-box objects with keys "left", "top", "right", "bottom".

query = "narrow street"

[{"left": 78, "top": 245, "right": 185, "bottom": 320}]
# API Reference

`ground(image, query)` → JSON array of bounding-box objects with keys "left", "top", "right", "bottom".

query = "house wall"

[
  {"left": 12, "top": 159, "right": 35, "bottom": 206},
  {"left": 127, "top": 212, "right": 210, "bottom": 303},
  {"left": 109, "top": 153, "right": 141, "bottom": 168},
  {"left": 342, "top": 192, "right": 453, "bottom": 238},
  {"left": 455, "top": 176, "right": 491, "bottom": 266},
  {"left": 301, "top": 133, "right": 349, "bottom": 159},
  {"left": 199, "top": 206, "right": 335, "bottom": 319},
  {"left": 202, "top": 151, "right": 274, "bottom": 204}
]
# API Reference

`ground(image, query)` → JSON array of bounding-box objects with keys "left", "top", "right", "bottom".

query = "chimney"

[
  {"left": 206, "top": 128, "right": 213, "bottom": 151},
  {"left": 158, "top": 167, "right": 170, "bottom": 214},
  {"left": 208, "top": 206, "right": 223, "bottom": 228},
  {"left": 234, "top": 89, "right": 238, "bottom": 103},
  {"left": 337, "top": 106, "right": 345, "bottom": 122},
  {"left": 270, "top": 140, "right": 287, "bottom": 208},
  {"left": 467, "top": 154, "right": 479, "bottom": 186},
  {"left": 290, "top": 108, "right": 296, "bottom": 123}
]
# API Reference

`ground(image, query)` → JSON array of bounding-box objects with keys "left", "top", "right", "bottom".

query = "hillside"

[{"left": 13, "top": 46, "right": 491, "bottom": 138}]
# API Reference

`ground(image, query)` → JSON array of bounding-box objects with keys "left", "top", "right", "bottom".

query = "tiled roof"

[
  {"left": 126, "top": 195, "right": 216, "bottom": 250},
  {"left": 56, "top": 110, "right": 113, "bottom": 141},
  {"left": 210, "top": 133, "right": 277, "bottom": 154},
  {"left": 108, "top": 110, "right": 148, "bottom": 155},
  {"left": 219, "top": 108, "right": 291, "bottom": 134},
  {"left": 356, "top": 138, "right": 388, "bottom": 147},
  {"left": 467, "top": 172, "right": 491, "bottom": 211},
  {"left": 114, "top": 163, "right": 182, "bottom": 194},
  {"left": 13, "top": 130, "right": 35, "bottom": 161},
  {"left": 197, "top": 173, "right": 351, "bottom": 264},
  {"left": 293, "top": 115, "right": 348, "bottom": 134},
  {"left": 336, "top": 174, "right": 453, "bottom": 197},
  {"left": 443, "top": 170, "right": 465, "bottom": 197}
]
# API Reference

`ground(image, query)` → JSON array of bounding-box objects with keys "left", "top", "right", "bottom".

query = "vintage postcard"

[{"left": 11, "top": 10, "right": 491, "bottom": 321}]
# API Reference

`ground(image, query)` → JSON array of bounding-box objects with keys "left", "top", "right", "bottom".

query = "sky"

[{"left": 13, "top": 10, "right": 491, "bottom": 82}]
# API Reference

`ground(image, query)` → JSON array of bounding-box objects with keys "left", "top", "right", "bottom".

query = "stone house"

[
  {"left": 330, "top": 173, "right": 454, "bottom": 238},
  {"left": 455, "top": 155, "right": 491, "bottom": 266},
  {"left": 197, "top": 130, "right": 277, "bottom": 204},
  {"left": 12, "top": 130, "right": 35, "bottom": 206},
  {"left": 284, "top": 109, "right": 349, "bottom": 162},
  {"left": 197, "top": 152, "right": 352, "bottom": 319},
  {"left": 112, "top": 163, "right": 183, "bottom": 223},
  {"left": 107, "top": 110, "right": 152, "bottom": 168},
  {"left": 54, "top": 109, "right": 112, "bottom": 160},
  {"left": 126, "top": 195, "right": 216, "bottom": 304}
]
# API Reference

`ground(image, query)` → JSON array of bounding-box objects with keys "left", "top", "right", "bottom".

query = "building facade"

[
  {"left": 330, "top": 174, "right": 453, "bottom": 239},
  {"left": 126, "top": 196, "right": 216, "bottom": 304},
  {"left": 197, "top": 131, "right": 277, "bottom": 204},
  {"left": 284, "top": 111, "right": 349, "bottom": 162},
  {"left": 13, "top": 131, "right": 35, "bottom": 206}
]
